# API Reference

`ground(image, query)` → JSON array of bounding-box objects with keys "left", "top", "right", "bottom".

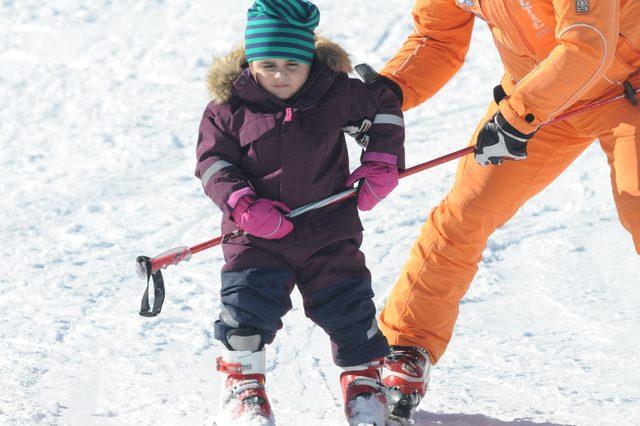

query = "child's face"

[{"left": 249, "top": 59, "right": 311, "bottom": 100}]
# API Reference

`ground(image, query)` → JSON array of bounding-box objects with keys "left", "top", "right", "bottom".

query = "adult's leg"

[
  {"left": 379, "top": 102, "right": 594, "bottom": 363},
  {"left": 297, "top": 238, "right": 389, "bottom": 367},
  {"left": 596, "top": 99, "right": 640, "bottom": 254}
]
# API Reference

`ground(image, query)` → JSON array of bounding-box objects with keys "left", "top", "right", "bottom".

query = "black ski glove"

[{"left": 475, "top": 111, "right": 536, "bottom": 166}]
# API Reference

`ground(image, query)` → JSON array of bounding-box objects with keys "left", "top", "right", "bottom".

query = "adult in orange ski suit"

[{"left": 379, "top": 0, "right": 640, "bottom": 364}]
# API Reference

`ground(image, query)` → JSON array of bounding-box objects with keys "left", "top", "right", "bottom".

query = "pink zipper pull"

[{"left": 284, "top": 107, "right": 293, "bottom": 122}]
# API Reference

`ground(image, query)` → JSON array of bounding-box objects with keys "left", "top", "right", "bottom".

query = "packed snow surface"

[{"left": 1, "top": 1, "right": 639, "bottom": 425}]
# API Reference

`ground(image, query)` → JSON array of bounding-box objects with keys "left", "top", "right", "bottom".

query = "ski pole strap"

[
  {"left": 136, "top": 255, "right": 166, "bottom": 317},
  {"left": 493, "top": 84, "right": 507, "bottom": 104},
  {"left": 623, "top": 80, "right": 638, "bottom": 106},
  {"left": 354, "top": 63, "right": 378, "bottom": 83},
  {"left": 222, "top": 229, "right": 244, "bottom": 243}
]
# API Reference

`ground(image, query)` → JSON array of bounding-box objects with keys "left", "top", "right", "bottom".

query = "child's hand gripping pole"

[{"left": 134, "top": 191, "right": 360, "bottom": 317}]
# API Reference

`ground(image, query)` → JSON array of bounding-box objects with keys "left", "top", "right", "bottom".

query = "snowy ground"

[{"left": 1, "top": 1, "right": 639, "bottom": 425}]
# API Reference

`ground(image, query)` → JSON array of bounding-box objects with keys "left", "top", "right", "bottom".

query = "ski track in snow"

[{"left": 1, "top": 1, "right": 639, "bottom": 425}]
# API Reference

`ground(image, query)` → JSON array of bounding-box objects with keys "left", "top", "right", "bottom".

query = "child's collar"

[{"left": 232, "top": 60, "right": 336, "bottom": 110}]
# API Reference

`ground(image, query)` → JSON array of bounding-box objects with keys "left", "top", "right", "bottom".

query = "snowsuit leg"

[
  {"left": 594, "top": 96, "right": 640, "bottom": 254},
  {"left": 215, "top": 244, "right": 296, "bottom": 347},
  {"left": 215, "top": 216, "right": 389, "bottom": 365},
  {"left": 379, "top": 101, "right": 598, "bottom": 363},
  {"left": 297, "top": 239, "right": 390, "bottom": 367}
]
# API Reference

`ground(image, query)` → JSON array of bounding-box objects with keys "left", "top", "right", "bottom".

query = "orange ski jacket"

[{"left": 381, "top": 0, "right": 640, "bottom": 134}]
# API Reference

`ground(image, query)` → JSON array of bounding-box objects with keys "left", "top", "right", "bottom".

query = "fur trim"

[
  {"left": 315, "top": 38, "right": 352, "bottom": 75},
  {"left": 207, "top": 37, "right": 352, "bottom": 103},
  {"left": 206, "top": 43, "right": 246, "bottom": 105}
]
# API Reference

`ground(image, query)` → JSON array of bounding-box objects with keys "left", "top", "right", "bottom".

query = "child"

[{"left": 195, "top": 1, "right": 405, "bottom": 424}]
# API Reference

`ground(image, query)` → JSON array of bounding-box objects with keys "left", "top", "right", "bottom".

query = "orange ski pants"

[{"left": 379, "top": 87, "right": 640, "bottom": 364}]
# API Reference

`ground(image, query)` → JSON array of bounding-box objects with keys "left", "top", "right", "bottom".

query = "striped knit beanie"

[{"left": 245, "top": 0, "right": 320, "bottom": 65}]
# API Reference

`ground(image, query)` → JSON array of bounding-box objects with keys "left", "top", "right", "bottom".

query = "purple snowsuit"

[{"left": 195, "top": 40, "right": 404, "bottom": 366}]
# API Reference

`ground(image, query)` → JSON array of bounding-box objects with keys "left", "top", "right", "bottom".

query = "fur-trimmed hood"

[{"left": 206, "top": 37, "right": 352, "bottom": 104}]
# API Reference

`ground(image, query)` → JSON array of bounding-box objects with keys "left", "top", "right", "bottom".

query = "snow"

[
  {"left": 1, "top": 1, "right": 639, "bottom": 425},
  {"left": 215, "top": 385, "right": 275, "bottom": 426},
  {"left": 345, "top": 394, "right": 386, "bottom": 426}
]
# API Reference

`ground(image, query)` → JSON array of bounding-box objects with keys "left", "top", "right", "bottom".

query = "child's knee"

[
  {"left": 304, "top": 276, "right": 375, "bottom": 332},
  {"left": 219, "top": 268, "right": 294, "bottom": 331}
]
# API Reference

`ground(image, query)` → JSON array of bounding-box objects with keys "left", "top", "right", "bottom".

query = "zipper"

[
  {"left": 502, "top": 0, "right": 536, "bottom": 56},
  {"left": 276, "top": 111, "right": 285, "bottom": 200}
]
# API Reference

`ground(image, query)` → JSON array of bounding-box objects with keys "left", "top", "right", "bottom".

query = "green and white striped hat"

[{"left": 245, "top": 0, "right": 320, "bottom": 65}]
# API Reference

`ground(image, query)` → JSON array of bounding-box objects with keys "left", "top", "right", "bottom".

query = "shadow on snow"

[{"left": 413, "top": 411, "right": 573, "bottom": 426}]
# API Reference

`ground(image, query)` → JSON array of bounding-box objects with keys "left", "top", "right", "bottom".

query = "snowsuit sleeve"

[
  {"left": 379, "top": 0, "right": 475, "bottom": 111},
  {"left": 498, "top": 0, "right": 620, "bottom": 134},
  {"left": 195, "top": 103, "right": 252, "bottom": 217},
  {"left": 345, "top": 78, "right": 406, "bottom": 170}
]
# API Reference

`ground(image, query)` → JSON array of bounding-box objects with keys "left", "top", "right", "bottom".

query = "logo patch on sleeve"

[{"left": 576, "top": 0, "right": 589, "bottom": 13}]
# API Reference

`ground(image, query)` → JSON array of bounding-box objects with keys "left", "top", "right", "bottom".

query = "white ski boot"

[{"left": 215, "top": 333, "right": 274, "bottom": 426}]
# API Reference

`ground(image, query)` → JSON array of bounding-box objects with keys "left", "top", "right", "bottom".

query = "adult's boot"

[{"left": 382, "top": 346, "right": 432, "bottom": 422}]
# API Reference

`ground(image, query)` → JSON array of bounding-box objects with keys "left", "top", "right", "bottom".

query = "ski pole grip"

[
  {"left": 149, "top": 246, "right": 192, "bottom": 272},
  {"left": 354, "top": 63, "right": 379, "bottom": 83}
]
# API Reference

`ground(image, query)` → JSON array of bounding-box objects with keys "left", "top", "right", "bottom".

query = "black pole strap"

[
  {"left": 493, "top": 84, "right": 507, "bottom": 104},
  {"left": 136, "top": 256, "right": 166, "bottom": 317},
  {"left": 623, "top": 80, "right": 638, "bottom": 106}
]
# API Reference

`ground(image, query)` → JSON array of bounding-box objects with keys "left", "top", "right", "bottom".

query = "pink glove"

[
  {"left": 231, "top": 194, "right": 293, "bottom": 240},
  {"left": 346, "top": 158, "right": 399, "bottom": 211}
]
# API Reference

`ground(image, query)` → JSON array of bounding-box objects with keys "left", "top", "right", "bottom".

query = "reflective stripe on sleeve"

[
  {"left": 372, "top": 114, "right": 404, "bottom": 127},
  {"left": 201, "top": 160, "right": 233, "bottom": 187}
]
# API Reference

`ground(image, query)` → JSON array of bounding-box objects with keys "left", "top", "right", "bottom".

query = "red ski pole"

[
  {"left": 140, "top": 85, "right": 640, "bottom": 274},
  {"left": 135, "top": 189, "right": 360, "bottom": 316},
  {"left": 136, "top": 84, "right": 638, "bottom": 316}
]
